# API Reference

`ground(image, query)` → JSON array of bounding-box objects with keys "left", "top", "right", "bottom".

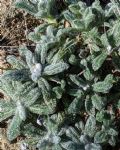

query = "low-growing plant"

[{"left": 0, "top": 0, "right": 120, "bottom": 149}]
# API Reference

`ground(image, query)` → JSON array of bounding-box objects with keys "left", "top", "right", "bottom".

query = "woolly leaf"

[
  {"left": 43, "top": 62, "right": 69, "bottom": 75},
  {"left": 69, "top": 75, "right": 89, "bottom": 90},
  {"left": 0, "top": 100, "right": 15, "bottom": 122},
  {"left": 7, "top": 111, "right": 23, "bottom": 141},
  {"left": 68, "top": 97, "right": 83, "bottom": 114},
  {"left": 29, "top": 103, "right": 56, "bottom": 115},
  {"left": 83, "top": 67, "right": 94, "bottom": 81},
  {"left": 91, "top": 94, "right": 106, "bottom": 110},
  {"left": 17, "top": 101, "right": 26, "bottom": 121},
  {"left": 14, "top": 0, "right": 38, "bottom": 14},
  {"left": 94, "top": 131, "right": 109, "bottom": 144},
  {"left": 75, "top": 121, "right": 85, "bottom": 132},
  {"left": 108, "top": 136, "right": 116, "bottom": 146},
  {"left": 69, "top": 4, "right": 80, "bottom": 14},
  {"left": 85, "top": 143, "right": 102, "bottom": 150},
  {"left": 85, "top": 96, "right": 95, "bottom": 116},
  {"left": 61, "top": 141, "right": 83, "bottom": 150},
  {"left": 52, "top": 86, "right": 64, "bottom": 99},
  {"left": 92, "top": 51, "right": 107, "bottom": 71},
  {"left": 7, "top": 55, "right": 27, "bottom": 69},
  {"left": 31, "top": 63, "right": 42, "bottom": 82},
  {"left": 93, "top": 74, "right": 113, "bottom": 93},
  {"left": 85, "top": 116, "right": 96, "bottom": 137},
  {"left": 0, "top": 69, "right": 30, "bottom": 82},
  {"left": 108, "top": 128, "right": 118, "bottom": 136}
]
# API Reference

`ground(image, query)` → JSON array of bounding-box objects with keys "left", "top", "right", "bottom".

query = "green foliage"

[{"left": 1, "top": 0, "right": 120, "bottom": 149}]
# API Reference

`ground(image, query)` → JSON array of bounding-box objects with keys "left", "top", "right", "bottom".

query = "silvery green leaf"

[
  {"left": 85, "top": 116, "right": 96, "bottom": 137},
  {"left": 66, "top": 127, "right": 80, "bottom": 143},
  {"left": 0, "top": 69, "right": 30, "bottom": 82},
  {"left": 94, "top": 131, "right": 109, "bottom": 144},
  {"left": 75, "top": 121, "right": 85, "bottom": 132},
  {"left": 7, "top": 55, "right": 27, "bottom": 69},
  {"left": 29, "top": 103, "right": 56, "bottom": 115},
  {"left": 23, "top": 87, "right": 41, "bottom": 106},
  {"left": 93, "top": 74, "right": 113, "bottom": 93},
  {"left": 28, "top": 23, "right": 48, "bottom": 42},
  {"left": 69, "top": 75, "right": 88, "bottom": 90},
  {"left": 101, "top": 33, "right": 110, "bottom": 48},
  {"left": 46, "top": 48, "right": 58, "bottom": 64},
  {"left": 26, "top": 50, "right": 35, "bottom": 68},
  {"left": 0, "top": 100, "right": 15, "bottom": 122},
  {"left": 91, "top": 94, "right": 106, "bottom": 110},
  {"left": 13, "top": 81, "right": 40, "bottom": 106},
  {"left": 65, "top": 0, "right": 80, "bottom": 4},
  {"left": 68, "top": 89, "right": 83, "bottom": 97},
  {"left": 96, "top": 111, "right": 111, "bottom": 123},
  {"left": 36, "top": 0, "right": 57, "bottom": 23},
  {"left": 57, "top": 28, "right": 79, "bottom": 39},
  {"left": 79, "top": 135, "right": 90, "bottom": 144},
  {"left": 90, "top": 43, "right": 100, "bottom": 52},
  {"left": 39, "top": 77, "right": 50, "bottom": 91},
  {"left": 40, "top": 46, "right": 48, "bottom": 65},
  {"left": 61, "top": 141, "right": 83, "bottom": 150},
  {"left": 83, "top": 68, "right": 94, "bottom": 81},
  {"left": 69, "top": 4, "right": 80, "bottom": 14},
  {"left": 43, "top": 62, "right": 69, "bottom": 75},
  {"left": 31, "top": 63, "right": 42, "bottom": 81},
  {"left": 19, "top": 45, "right": 30, "bottom": 57},
  {"left": 92, "top": 0, "right": 102, "bottom": 12},
  {"left": 69, "top": 54, "right": 79, "bottom": 65},
  {"left": 108, "top": 128, "right": 118, "bottom": 136},
  {"left": 68, "top": 97, "right": 83, "bottom": 114},
  {"left": 27, "top": 32, "right": 41, "bottom": 42},
  {"left": 85, "top": 143, "right": 102, "bottom": 150},
  {"left": 52, "top": 86, "right": 64, "bottom": 99},
  {"left": 46, "top": 25, "right": 55, "bottom": 38},
  {"left": 35, "top": 23, "right": 48, "bottom": 33},
  {"left": 85, "top": 96, "right": 95, "bottom": 116},
  {"left": 92, "top": 51, "right": 107, "bottom": 71},
  {"left": 63, "top": 10, "right": 76, "bottom": 22},
  {"left": 7, "top": 111, "right": 23, "bottom": 141},
  {"left": 17, "top": 101, "right": 26, "bottom": 121},
  {"left": 108, "top": 136, "right": 116, "bottom": 146},
  {"left": 72, "top": 19, "right": 85, "bottom": 29},
  {"left": 22, "top": 123, "right": 45, "bottom": 138},
  {"left": 14, "top": 0, "right": 38, "bottom": 14},
  {"left": 83, "top": 8, "right": 95, "bottom": 29}
]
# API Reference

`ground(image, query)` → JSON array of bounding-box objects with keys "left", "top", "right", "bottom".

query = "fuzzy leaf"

[
  {"left": 91, "top": 94, "right": 106, "bottom": 110},
  {"left": 43, "top": 62, "right": 69, "bottom": 75},
  {"left": 94, "top": 131, "right": 109, "bottom": 144},
  {"left": 14, "top": 0, "right": 38, "bottom": 14},
  {"left": 0, "top": 100, "right": 15, "bottom": 122},
  {"left": 92, "top": 51, "right": 107, "bottom": 71},
  {"left": 85, "top": 143, "right": 102, "bottom": 150},
  {"left": 7, "top": 111, "right": 23, "bottom": 141},
  {"left": 61, "top": 141, "right": 83, "bottom": 150},
  {"left": 29, "top": 103, "right": 56, "bottom": 115},
  {"left": 68, "top": 97, "right": 83, "bottom": 114},
  {"left": 85, "top": 96, "right": 95, "bottom": 115},
  {"left": 85, "top": 116, "right": 96, "bottom": 137},
  {"left": 7, "top": 55, "right": 27, "bottom": 69},
  {"left": 93, "top": 74, "right": 113, "bottom": 93}
]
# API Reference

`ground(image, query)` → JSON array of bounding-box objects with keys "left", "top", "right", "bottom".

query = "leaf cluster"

[{"left": 0, "top": 0, "right": 120, "bottom": 149}]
